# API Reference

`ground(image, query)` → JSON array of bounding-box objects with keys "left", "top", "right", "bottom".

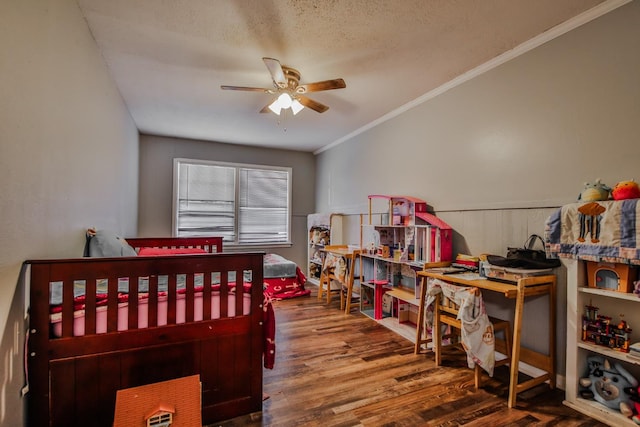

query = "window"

[
  {"left": 147, "top": 412, "right": 172, "bottom": 427},
  {"left": 173, "top": 158, "right": 291, "bottom": 245}
]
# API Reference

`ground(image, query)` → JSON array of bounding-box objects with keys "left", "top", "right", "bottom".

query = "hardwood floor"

[{"left": 215, "top": 288, "right": 606, "bottom": 427}]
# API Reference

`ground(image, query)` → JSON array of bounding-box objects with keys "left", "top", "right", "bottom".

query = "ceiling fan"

[{"left": 221, "top": 57, "right": 346, "bottom": 115}]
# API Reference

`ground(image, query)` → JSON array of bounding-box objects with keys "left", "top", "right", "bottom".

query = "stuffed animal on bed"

[
  {"left": 85, "top": 228, "right": 137, "bottom": 257},
  {"left": 612, "top": 180, "right": 640, "bottom": 200},
  {"left": 579, "top": 355, "right": 637, "bottom": 417},
  {"left": 578, "top": 179, "right": 611, "bottom": 202}
]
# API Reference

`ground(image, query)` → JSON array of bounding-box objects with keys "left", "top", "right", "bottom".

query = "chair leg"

[
  {"left": 476, "top": 320, "right": 511, "bottom": 391},
  {"left": 493, "top": 320, "right": 512, "bottom": 365},
  {"left": 340, "top": 280, "right": 353, "bottom": 314},
  {"left": 317, "top": 271, "right": 326, "bottom": 300},
  {"left": 344, "top": 259, "right": 356, "bottom": 314},
  {"left": 434, "top": 295, "right": 443, "bottom": 366},
  {"left": 326, "top": 278, "right": 332, "bottom": 304}
]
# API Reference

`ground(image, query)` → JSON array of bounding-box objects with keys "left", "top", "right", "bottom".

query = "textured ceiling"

[{"left": 77, "top": 0, "right": 611, "bottom": 152}]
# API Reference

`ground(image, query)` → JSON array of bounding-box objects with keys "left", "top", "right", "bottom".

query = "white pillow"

[{"left": 88, "top": 229, "right": 137, "bottom": 257}]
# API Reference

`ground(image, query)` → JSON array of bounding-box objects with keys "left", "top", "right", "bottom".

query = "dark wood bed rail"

[{"left": 26, "top": 251, "right": 264, "bottom": 427}]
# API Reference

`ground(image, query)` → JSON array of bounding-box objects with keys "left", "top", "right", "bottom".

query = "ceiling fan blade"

[
  {"left": 221, "top": 85, "right": 273, "bottom": 93},
  {"left": 296, "top": 78, "right": 346, "bottom": 94},
  {"left": 297, "top": 95, "right": 329, "bottom": 113},
  {"left": 263, "top": 57, "right": 287, "bottom": 88},
  {"left": 259, "top": 102, "right": 272, "bottom": 113}
]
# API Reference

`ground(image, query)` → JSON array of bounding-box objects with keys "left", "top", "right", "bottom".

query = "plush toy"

[
  {"left": 309, "top": 262, "right": 320, "bottom": 279},
  {"left": 309, "top": 226, "right": 330, "bottom": 245},
  {"left": 624, "top": 385, "right": 640, "bottom": 424},
  {"left": 318, "top": 229, "right": 330, "bottom": 245},
  {"left": 578, "top": 179, "right": 611, "bottom": 202},
  {"left": 579, "top": 355, "right": 637, "bottom": 417},
  {"left": 612, "top": 180, "right": 640, "bottom": 200}
]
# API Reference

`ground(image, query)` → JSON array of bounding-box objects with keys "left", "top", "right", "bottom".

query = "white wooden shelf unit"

[
  {"left": 307, "top": 213, "right": 343, "bottom": 286},
  {"left": 564, "top": 258, "right": 640, "bottom": 427}
]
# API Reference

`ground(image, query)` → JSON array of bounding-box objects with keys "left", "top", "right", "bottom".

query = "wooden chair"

[
  {"left": 317, "top": 245, "right": 361, "bottom": 313},
  {"left": 433, "top": 285, "right": 512, "bottom": 390}
]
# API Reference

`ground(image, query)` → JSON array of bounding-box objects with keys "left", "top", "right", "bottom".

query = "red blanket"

[{"left": 263, "top": 266, "right": 311, "bottom": 300}]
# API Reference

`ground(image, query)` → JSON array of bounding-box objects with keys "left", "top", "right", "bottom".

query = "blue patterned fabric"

[{"left": 545, "top": 199, "right": 640, "bottom": 265}]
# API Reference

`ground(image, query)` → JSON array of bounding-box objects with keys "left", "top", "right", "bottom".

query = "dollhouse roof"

[
  {"left": 368, "top": 194, "right": 427, "bottom": 205},
  {"left": 416, "top": 212, "right": 452, "bottom": 230},
  {"left": 113, "top": 375, "right": 201, "bottom": 427},
  {"left": 367, "top": 194, "right": 452, "bottom": 230}
]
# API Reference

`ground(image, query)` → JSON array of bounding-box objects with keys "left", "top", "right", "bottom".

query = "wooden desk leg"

[
  {"left": 548, "top": 277, "right": 556, "bottom": 389},
  {"left": 414, "top": 276, "right": 428, "bottom": 354},
  {"left": 507, "top": 279, "right": 527, "bottom": 408},
  {"left": 433, "top": 293, "right": 443, "bottom": 366},
  {"left": 344, "top": 257, "right": 355, "bottom": 314}
]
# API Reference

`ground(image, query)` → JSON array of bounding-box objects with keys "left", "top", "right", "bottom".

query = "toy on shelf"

[
  {"left": 451, "top": 253, "right": 480, "bottom": 271},
  {"left": 579, "top": 355, "right": 637, "bottom": 417},
  {"left": 309, "top": 226, "right": 330, "bottom": 245},
  {"left": 587, "top": 261, "right": 637, "bottom": 293},
  {"left": 612, "top": 180, "right": 640, "bottom": 201},
  {"left": 625, "top": 385, "right": 640, "bottom": 424},
  {"left": 582, "top": 303, "right": 632, "bottom": 352},
  {"left": 578, "top": 179, "right": 611, "bottom": 202}
]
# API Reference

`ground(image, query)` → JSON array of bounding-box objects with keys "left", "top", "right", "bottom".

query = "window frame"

[
  {"left": 147, "top": 412, "right": 172, "bottom": 427},
  {"left": 172, "top": 158, "right": 292, "bottom": 248}
]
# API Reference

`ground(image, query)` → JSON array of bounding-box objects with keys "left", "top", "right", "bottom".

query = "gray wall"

[
  {"left": 138, "top": 134, "right": 315, "bottom": 267},
  {"left": 316, "top": 1, "right": 639, "bottom": 215},
  {"left": 315, "top": 1, "right": 640, "bottom": 381},
  {"left": 0, "top": 1, "right": 139, "bottom": 425}
]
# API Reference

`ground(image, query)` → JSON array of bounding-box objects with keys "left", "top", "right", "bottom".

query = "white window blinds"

[
  {"left": 174, "top": 159, "right": 291, "bottom": 245},
  {"left": 238, "top": 168, "right": 289, "bottom": 243}
]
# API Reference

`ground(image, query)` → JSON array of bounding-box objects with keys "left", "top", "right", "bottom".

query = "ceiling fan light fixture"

[
  {"left": 291, "top": 99, "right": 304, "bottom": 115},
  {"left": 277, "top": 93, "right": 292, "bottom": 109},
  {"left": 268, "top": 100, "right": 282, "bottom": 115}
]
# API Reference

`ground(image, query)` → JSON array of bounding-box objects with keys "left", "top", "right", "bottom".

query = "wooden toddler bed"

[{"left": 26, "top": 236, "right": 270, "bottom": 427}]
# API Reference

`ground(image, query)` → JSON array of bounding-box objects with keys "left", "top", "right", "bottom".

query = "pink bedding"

[
  {"left": 50, "top": 283, "right": 252, "bottom": 337},
  {"left": 137, "top": 247, "right": 207, "bottom": 256}
]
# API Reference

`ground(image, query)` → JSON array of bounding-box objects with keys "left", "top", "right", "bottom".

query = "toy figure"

[
  {"left": 309, "top": 226, "right": 330, "bottom": 245},
  {"left": 578, "top": 179, "right": 611, "bottom": 202},
  {"left": 579, "top": 356, "right": 637, "bottom": 417},
  {"left": 624, "top": 385, "right": 640, "bottom": 424},
  {"left": 612, "top": 180, "right": 640, "bottom": 200}
]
